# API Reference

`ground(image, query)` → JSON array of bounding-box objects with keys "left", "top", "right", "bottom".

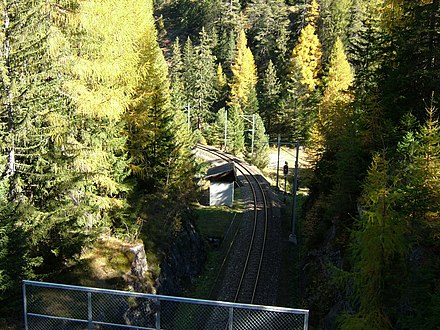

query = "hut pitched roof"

[{"left": 206, "top": 162, "right": 237, "bottom": 182}]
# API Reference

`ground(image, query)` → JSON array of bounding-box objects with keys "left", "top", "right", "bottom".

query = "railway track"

[{"left": 196, "top": 144, "right": 270, "bottom": 305}]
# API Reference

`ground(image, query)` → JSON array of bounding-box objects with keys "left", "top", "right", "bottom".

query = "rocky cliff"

[{"left": 156, "top": 219, "right": 206, "bottom": 295}]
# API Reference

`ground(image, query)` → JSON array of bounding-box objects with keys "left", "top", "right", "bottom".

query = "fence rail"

[{"left": 23, "top": 280, "right": 309, "bottom": 329}]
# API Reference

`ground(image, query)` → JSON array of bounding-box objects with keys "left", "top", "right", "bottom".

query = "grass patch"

[
  {"left": 188, "top": 189, "right": 244, "bottom": 299},
  {"left": 58, "top": 237, "right": 135, "bottom": 289},
  {"left": 194, "top": 205, "right": 239, "bottom": 237},
  {"left": 193, "top": 188, "right": 244, "bottom": 237}
]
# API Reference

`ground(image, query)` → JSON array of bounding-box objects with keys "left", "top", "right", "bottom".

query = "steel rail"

[{"left": 197, "top": 144, "right": 269, "bottom": 304}]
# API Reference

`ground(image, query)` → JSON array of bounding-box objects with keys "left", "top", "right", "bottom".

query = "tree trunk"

[{"left": 2, "top": 2, "right": 15, "bottom": 179}]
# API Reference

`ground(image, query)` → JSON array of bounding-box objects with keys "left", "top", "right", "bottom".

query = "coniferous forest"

[{"left": 1, "top": 0, "right": 439, "bottom": 329}]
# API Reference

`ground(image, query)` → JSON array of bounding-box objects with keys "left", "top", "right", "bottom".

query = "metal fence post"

[
  {"left": 87, "top": 291, "right": 93, "bottom": 330},
  {"left": 228, "top": 307, "right": 234, "bottom": 330},
  {"left": 22, "top": 282, "right": 28, "bottom": 330},
  {"left": 155, "top": 299, "right": 161, "bottom": 329},
  {"left": 304, "top": 311, "right": 309, "bottom": 330}
]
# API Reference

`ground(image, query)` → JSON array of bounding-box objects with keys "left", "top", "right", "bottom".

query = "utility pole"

[
  {"left": 276, "top": 134, "right": 281, "bottom": 188},
  {"left": 239, "top": 114, "right": 256, "bottom": 157},
  {"left": 289, "top": 142, "right": 300, "bottom": 244},
  {"left": 224, "top": 109, "right": 228, "bottom": 152},
  {"left": 270, "top": 137, "right": 301, "bottom": 243},
  {"left": 251, "top": 113, "right": 255, "bottom": 156}
]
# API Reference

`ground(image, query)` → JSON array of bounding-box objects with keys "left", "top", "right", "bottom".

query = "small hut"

[{"left": 206, "top": 162, "right": 237, "bottom": 207}]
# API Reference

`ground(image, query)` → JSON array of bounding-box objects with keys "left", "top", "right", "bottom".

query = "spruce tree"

[
  {"left": 210, "top": 108, "right": 227, "bottom": 147},
  {"left": 319, "top": 0, "right": 353, "bottom": 61},
  {"left": 194, "top": 27, "right": 218, "bottom": 130},
  {"left": 214, "top": 63, "right": 228, "bottom": 112},
  {"left": 346, "top": 0, "right": 389, "bottom": 152},
  {"left": 0, "top": 0, "right": 91, "bottom": 301},
  {"left": 250, "top": 114, "right": 270, "bottom": 169},
  {"left": 392, "top": 108, "right": 440, "bottom": 328},
  {"left": 170, "top": 37, "right": 186, "bottom": 114},
  {"left": 180, "top": 30, "right": 218, "bottom": 131},
  {"left": 213, "top": 0, "right": 243, "bottom": 70},
  {"left": 217, "top": 0, "right": 243, "bottom": 37},
  {"left": 348, "top": 0, "right": 389, "bottom": 89},
  {"left": 379, "top": 0, "right": 440, "bottom": 131},
  {"left": 245, "top": 0, "right": 290, "bottom": 74},
  {"left": 259, "top": 60, "right": 281, "bottom": 134},
  {"left": 182, "top": 36, "right": 196, "bottom": 107},
  {"left": 226, "top": 105, "right": 245, "bottom": 156},
  {"left": 125, "top": 0, "right": 175, "bottom": 192}
]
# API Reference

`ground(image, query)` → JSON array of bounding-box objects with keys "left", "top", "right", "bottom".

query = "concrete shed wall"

[{"left": 209, "top": 182, "right": 234, "bottom": 207}]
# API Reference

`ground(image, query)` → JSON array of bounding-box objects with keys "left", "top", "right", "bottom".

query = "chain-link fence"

[{"left": 23, "top": 280, "right": 309, "bottom": 330}]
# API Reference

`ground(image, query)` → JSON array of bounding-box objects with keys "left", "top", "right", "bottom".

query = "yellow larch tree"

[
  {"left": 229, "top": 30, "right": 258, "bottom": 114},
  {"left": 289, "top": 0, "right": 322, "bottom": 95}
]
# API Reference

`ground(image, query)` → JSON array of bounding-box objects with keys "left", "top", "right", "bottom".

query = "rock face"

[
  {"left": 301, "top": 222, "right": 354, "bottom": 330},
  {"left": 121, "top": 221, "right": 205, "bottom": 327},
  {"left": 126, "top": 244, "right": 149, "bottom": 292},
  {"left": 156, "top": 219, "right": 206, "bottom": 296}
]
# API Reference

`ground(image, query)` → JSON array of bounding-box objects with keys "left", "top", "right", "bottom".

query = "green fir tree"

[{"left": 259, "top": 60, "right": 281, "bottom": 134}]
